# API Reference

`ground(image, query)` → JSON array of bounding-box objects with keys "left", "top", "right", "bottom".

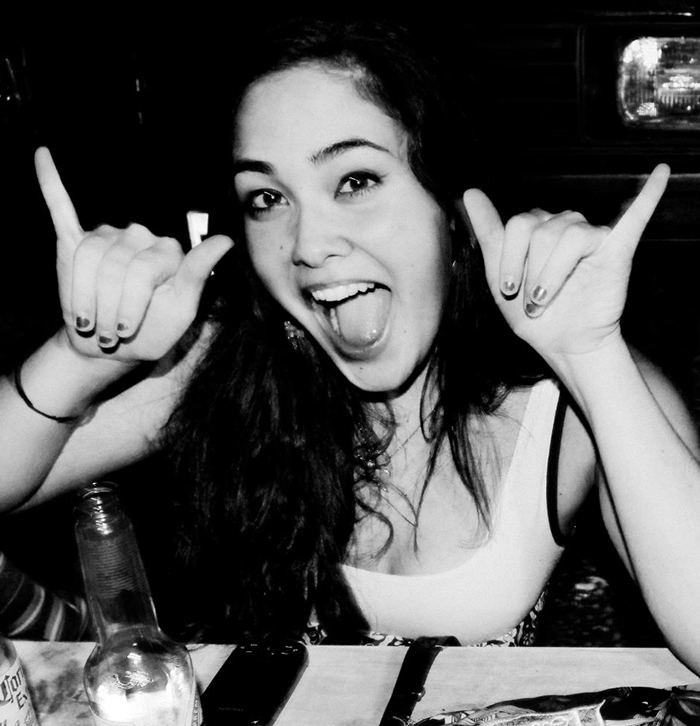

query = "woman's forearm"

[
  {"left": 0, "top": 329, "right": 138, "bottom": 511},
  {"left": 552, "top": 338, "right": 700, "bottom": 673}
]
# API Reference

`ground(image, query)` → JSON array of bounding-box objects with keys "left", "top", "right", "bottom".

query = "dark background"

[{"left": 2, "top": 4, "right": 699, "bottom": 644}]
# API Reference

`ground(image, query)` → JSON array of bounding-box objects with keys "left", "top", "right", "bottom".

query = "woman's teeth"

[{"left": 310, "top": 281, "right": 377, "bottom": 303}]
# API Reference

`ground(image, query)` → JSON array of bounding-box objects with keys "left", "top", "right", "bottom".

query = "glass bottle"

[
  {"left": 0, "top": 634, "right": 38, "bottom": 724},
  {"left": 75, "top": 481, "right": 201, "bottom": 726}
]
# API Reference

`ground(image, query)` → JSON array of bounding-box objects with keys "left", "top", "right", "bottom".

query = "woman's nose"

[{"left": 291, "top": 206, "right": 352, "bottom": 267}]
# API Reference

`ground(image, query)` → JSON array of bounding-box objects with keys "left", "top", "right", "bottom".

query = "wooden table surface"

[{"left": 14, "top": 641, "right": 700, "bottom": 725}]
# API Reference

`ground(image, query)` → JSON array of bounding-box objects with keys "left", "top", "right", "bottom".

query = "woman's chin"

[{"left": 336, "top": 357, "right": 421, "bottom": 396}]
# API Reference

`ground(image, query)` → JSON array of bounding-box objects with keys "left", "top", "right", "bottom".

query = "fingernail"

[
  {"left": 116, "top": 321, "right": 131, "bottom": 336},
  {"left": 502, "top": 277, "right": 517, "bottom": 295},
  {"left": 531, "top": 285, "right": 548, "bottom": 304},
  {"left": 75, "top": 316, "right": 92, "bottom": 331},
  {"left": 98, "top": 332, "right": 117, "bottom": 348},
  {"left": 525, "top": 301, "right": 543, "bottom": 317}
]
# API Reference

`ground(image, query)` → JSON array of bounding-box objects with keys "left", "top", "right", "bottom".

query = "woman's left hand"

[{"left": 462, "top": 164, "right": 670, "bottom": 365}]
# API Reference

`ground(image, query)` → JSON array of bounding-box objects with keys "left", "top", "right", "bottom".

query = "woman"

[{"left": 1, "top": 19, "right": 699, "bottom": 669}]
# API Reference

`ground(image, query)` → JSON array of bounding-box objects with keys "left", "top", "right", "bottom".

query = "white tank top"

[{"left": 341, "top": 379, "right": 564, "bottom": 645}]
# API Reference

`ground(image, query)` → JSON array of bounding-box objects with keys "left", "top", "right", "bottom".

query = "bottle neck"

[{"left": 75, "top": 484, "right": 161, "bottom": 643}]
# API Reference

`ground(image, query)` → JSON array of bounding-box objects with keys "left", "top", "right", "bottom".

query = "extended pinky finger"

[{"left": 524, "top": 222, "right": 606, "bottom": 317}]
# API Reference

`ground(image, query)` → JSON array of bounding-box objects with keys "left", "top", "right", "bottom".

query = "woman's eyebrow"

[
  {"left": 232, "top": 138, "right": 391, "bottom": 178},
  {"left": 310, "top": 138, "right": 391, "bottom": 165},
  {"left": 232, "top": 159, "right": 275, "bottom": 177}
]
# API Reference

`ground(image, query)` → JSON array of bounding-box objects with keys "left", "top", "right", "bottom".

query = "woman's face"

[{"left": 233, "top": 64, "right": 452, "bottom": 393}]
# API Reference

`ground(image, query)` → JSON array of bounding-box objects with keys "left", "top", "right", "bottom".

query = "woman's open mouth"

[{"left": 309, "top": 281, "right": 391, "bottom": 354}]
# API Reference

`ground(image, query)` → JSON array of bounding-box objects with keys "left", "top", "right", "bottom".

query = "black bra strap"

[{"left": 546, "top": 386, "right": 569, "bottom": 547}]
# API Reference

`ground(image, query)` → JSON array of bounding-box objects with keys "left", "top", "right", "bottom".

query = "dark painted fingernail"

[
  {"left": 98, "top": 332, "right": 117, "bottom": 348},
  {"left": 502, "top": 277, "right": 517, "bottom": 295},
  {"left": 531, "top": 285, "right": 548, "bottom": 304},
  {"left": 116, "top": 321, "right": 131, "bottom": 336},
  {"left": 75, "top": 316, "right": 92, "bottom": 331},
  {"left": 525, "top": 301, "right": 543, "bottom": 317}
]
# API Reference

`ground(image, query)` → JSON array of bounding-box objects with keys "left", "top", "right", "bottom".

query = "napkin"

[{"left": 415, "top": 684, "right": 700, "bottom": 725}]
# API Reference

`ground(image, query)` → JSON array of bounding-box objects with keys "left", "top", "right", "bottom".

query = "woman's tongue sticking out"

[{"left": 328, "top": 288, "right": 391, "bottom": 349}]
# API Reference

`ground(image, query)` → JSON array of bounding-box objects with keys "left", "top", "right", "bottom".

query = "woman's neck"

[{"left": 366, "top": 366, "right": 436, "bottom": 434}]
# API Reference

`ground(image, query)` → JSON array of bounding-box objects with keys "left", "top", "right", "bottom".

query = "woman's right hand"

[{"left": 36, "top": 147, "right": 234, "bottom": 364}]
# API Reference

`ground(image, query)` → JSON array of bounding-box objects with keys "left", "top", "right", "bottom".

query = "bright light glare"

[{"left": 619, "top": 36, "right": 700, "bottom": 128}]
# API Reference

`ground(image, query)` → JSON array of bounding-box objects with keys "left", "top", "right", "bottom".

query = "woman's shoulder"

[
  {"left": 506, "top": 378, "right": 597, "bottom": 528},
  {"left": 496, "top": 377, "right": 559, "bottom": 418}
]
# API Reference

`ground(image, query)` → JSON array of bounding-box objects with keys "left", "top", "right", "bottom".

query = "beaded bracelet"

[{"left": 13, "top": 364, "right": 80, "bottom": 424}]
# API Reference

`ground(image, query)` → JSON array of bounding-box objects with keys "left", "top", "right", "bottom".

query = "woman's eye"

[
  {"left": 336, "top": 172, "right": 381, "bottom": 198},
  {"left": 245, "top": 189, "right": 287, "bottom": 216}
]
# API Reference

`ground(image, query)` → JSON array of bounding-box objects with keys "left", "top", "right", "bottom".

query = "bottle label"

[{"left": 0, "top": 656, "right": 38, "bottom": 725}]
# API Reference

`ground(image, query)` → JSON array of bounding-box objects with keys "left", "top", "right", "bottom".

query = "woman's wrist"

[
  {"left": 12, "top": 363, "right": 81, "bottom": 423},
  {"left": 15, "top": 329, "right": 141, "bottom": 420},
  {"left": 545, "top": 336, "right": 640, "bottom": 416}
]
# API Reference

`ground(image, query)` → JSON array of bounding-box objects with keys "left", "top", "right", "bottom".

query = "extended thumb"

[{"left": 176, "top": 235, "right": 235, "bottom": 294}]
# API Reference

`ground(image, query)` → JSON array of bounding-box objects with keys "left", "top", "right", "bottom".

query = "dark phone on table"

[{"left": 201, "top": 639, "right": 309, "bottom": 725}]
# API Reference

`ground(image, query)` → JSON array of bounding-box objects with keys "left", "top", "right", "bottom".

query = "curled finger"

[
  {"left": 501, "top": 211, "right": 550, "bottom": 297},
  {"left": 113, "top": 240, "right": 184, "bottom": 339},
  {"left": 93, "top": 229, "right": 181, "bottom": 347},
  {"left": 69, "top": 226, "right": 120, "bottom": 335},
  {"left": 521, "top": 211, "right": 587, "bottom": 309},
  {"left": 523, "top": 221, "right": 606, "bottom": 317}
]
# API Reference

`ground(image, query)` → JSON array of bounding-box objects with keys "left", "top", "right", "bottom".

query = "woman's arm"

[
  {"left": 564, "top": 342, "right": 700, "bottom": 671},
  {"left": 0, "top": 148, "right": 232, "bottom": 511},
  {"left": 463, "top": 167, "right": 700, "bottom": 674},
  {"left": 0, "top": 321, "right": 211, "bottom": 511}
]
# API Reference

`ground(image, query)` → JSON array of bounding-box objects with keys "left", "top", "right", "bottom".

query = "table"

[{"left": 14, "top": 641, "right": 700, "bottom": 726}]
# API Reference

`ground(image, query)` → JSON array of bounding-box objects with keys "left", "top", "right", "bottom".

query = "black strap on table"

[{"left": 378, "top": 635, "right": 460, "bottom": 726}]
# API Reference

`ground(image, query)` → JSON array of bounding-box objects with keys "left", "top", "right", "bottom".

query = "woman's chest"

[
  {"left": 350, "top": 467, "right": 492, "bottom": 575},
  {"left": 348, "top": 383, "right": 597, "bottom": 578}
]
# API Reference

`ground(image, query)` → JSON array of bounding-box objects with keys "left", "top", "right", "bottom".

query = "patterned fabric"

[
  {"left": 0, "top": 551, "right": 90, "bottom": 641},
  {"left": 303, "top": 589, "right": 547, "bottom": 647},
  {"left": 462, "top": 589, "right": 546, "bottom": 647}
]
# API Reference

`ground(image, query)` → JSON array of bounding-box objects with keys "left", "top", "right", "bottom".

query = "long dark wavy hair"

[{"left": 160, "top": 17, "right": 543, "bottom": 643}]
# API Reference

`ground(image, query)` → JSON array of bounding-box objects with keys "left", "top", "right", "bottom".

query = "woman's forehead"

[{"left": 233, "top": 65, "right": 407, "bottom": 160}]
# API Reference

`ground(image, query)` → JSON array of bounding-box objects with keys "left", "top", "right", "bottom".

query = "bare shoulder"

[{"left": 492, "top": 379, "right": 596, "bottom": 531}]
